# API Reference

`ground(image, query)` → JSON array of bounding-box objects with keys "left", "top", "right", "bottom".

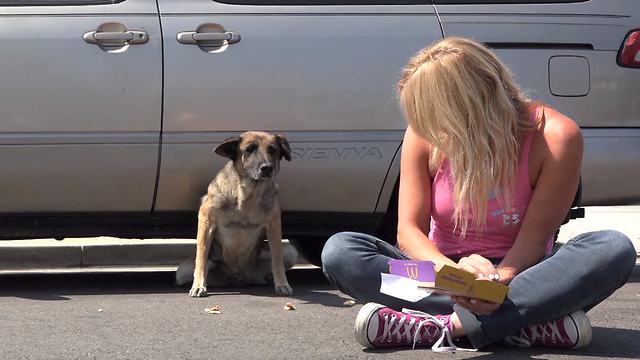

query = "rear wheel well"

[
  {"left": 288, "top": 178, "right": 401, "bottom": 267},
  {"left": 375, "top": 177, "right": 400, "bottom": 245}
]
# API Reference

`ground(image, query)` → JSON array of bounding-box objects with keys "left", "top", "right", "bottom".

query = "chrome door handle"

[
  {"left": 177, "top": 31, "right": 241, "bottom": 45},
  {"left": 83, "top": 30, "right": 149, "bottom": 46}
]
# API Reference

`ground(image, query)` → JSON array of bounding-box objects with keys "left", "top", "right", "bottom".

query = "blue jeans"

[{"left": 321, "top": 230, "right": 636, "bottom": 349}]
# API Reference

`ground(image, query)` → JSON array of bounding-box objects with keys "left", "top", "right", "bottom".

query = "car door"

[
  {"left": 155, "top": 0, "right": 442, "bottom": 215},
  {"left": 433, "top": 0, "right": 640, "bottom": 205},
  {"left": 0, "top": 0, "right": 162, "bottom": 213}
]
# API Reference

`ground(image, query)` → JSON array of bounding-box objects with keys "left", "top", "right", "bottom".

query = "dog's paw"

[
  {"left": 189, "top": 286, "right": 208, "bottom": 298},
  {"left": 275, "top": 284, "right": 293, "bottom": 296}
]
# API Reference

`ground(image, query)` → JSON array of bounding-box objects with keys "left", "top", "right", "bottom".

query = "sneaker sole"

[
  {"left": 569, "top": 310, "right": 593, "bottom": 349},
  {"left": 354, "top": 302, "right": 385, "bottom": 348}
]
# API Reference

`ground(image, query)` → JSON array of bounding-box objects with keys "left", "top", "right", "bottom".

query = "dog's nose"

[{"left": 260, "top": 164, "right": 274, "bottom": 176}]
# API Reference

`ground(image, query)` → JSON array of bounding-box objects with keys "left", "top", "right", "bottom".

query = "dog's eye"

[
  {"left": 245, "top": 144, "right": 257, "bottom": 153},
  {"left": 268, "top": 146, "right": 277, "bottom": 154}
]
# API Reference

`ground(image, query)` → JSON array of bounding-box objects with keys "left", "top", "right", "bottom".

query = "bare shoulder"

[
  {"left": 539, "top": 107, "right": 583, "bottom": 151},
  {"left": 530, "top": 107, "right": 583, "bottom": 160},
  {"left": 404, "top": 126, "right": 433, "bottom": 151},
  {"left": 528, "top": 107, "right": 583, "bottom": 186}
]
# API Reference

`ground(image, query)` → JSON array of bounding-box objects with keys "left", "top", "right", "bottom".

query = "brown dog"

[{"left": 175, "top": 131, "right": 297, "bottom": 297}]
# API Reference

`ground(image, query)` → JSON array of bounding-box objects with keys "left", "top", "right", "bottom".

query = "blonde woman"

[{"left": 321, "top": 37, "right": 636, "bottom": 352}]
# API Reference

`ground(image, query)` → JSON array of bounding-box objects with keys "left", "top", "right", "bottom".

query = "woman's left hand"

[{"left": 451, "top": 295, "right": 501, "bottom": 316}]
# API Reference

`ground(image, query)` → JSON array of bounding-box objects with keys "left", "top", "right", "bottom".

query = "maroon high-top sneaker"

[
  {"left": 354, "top": 302, "right": 473, "bottom": 352},
  {"left": 504, "top": 310, "right": 592, "bottom": 349}
]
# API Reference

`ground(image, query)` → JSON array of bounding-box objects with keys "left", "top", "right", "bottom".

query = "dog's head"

[{"left": 214, "top": 131, "right": 291, "bottom": 181}]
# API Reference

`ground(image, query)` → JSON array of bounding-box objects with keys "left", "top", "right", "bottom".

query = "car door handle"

[
  {"left": 176, "top": 31, "right": 241, "bottom": 45},
  {"left": 83, "top": 30, "right": 149, "bottom": 46}
]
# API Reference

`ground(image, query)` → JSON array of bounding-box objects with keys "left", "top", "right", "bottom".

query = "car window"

[
  {"left": 0, "top": 0, "right": 123, "bottom": 5},
  {"left": 432, "top": 0, "right": 587, "bottom": 3},
  {"left": 212, "top": 1, "right": 430, "bottom": 5}
]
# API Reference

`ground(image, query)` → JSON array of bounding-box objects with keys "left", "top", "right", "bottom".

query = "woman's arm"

[
  {"left": 397, "top": 127, "right": 457, "bottom": 271},
  {"left": 497, "top": 107, "right": 584, "bottom": 284}
]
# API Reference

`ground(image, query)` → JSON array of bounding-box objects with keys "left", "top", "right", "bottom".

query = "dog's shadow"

[
  {"left": 0, "top": 267, "right": 350, "bottom": 306},
  {"left": 0, "top": 271, "right": 185, "bottom": 301},
  {"left": 201, "top": 267, "right": 354, "bottom": 308}
]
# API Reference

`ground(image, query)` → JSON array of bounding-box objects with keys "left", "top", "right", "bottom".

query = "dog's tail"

[
  {"left": 175, "top": 258, "right": 195, "bottom": 286},
  {"left": 175, "top": 258, "right": 215, "bottom": 286},
  {"left": 282, "top": 242, "right": 298, "bottom": 271}
]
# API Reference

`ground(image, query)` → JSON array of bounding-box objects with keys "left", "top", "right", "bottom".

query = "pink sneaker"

[
  {"left": 504, "top": 310, "right": 593, "bottom": 349},
  {"left": 354, "top": 303, "right": 474, "bottom": 352}
]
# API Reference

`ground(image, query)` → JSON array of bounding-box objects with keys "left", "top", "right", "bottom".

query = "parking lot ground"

[
  {"left": 0, "top": 265, "right": 638, "bottom": 360},
  {"left": 0, "top": 206, "right": 638, "bottom": 359}
]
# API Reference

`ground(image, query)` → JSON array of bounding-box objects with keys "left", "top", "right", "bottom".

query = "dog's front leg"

[
  {"left": 266, "top": 208, "right": 293, "bottom": 296},
  {"left": 190, "top": 207, "right": 215, "bottom": 297}
]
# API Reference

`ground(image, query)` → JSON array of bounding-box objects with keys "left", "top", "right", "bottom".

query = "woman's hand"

[
  {"left": 453, "top": 254, "right": 503, "bottom": 315},
  {"left": 496, "top": 267, "right": 517, "bottom": 285},
  {"left": 451, "top": 295, "right": 501, "bottom": 315},
  {"left": 457, "top": 254, "right": 499, "bottom": 281}
]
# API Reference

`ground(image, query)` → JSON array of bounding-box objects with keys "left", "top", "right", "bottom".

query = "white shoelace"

[
  {"left": 380, "top": 308, "right": 476, "bottom": 353},
  {"left": 504, "top": 320, "right": 566, "bottom": 347}
]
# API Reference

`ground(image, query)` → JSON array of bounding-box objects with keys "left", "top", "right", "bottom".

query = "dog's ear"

[
  {"left": 276, "top": 134, "right": 291, "bottom": 161},
  {"left": 215, "top": 136, "right": 241, "bottom": 160}
]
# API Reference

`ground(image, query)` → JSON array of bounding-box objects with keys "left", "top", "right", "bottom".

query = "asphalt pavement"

[
  {"left": 0, "top": 264, "right": 638, "bottom": 360},
  {"left": 0, "top": 206, "right": 638, "bottom": 360}
]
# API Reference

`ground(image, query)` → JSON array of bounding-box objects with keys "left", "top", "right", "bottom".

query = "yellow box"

[{"left": 419, "top": 265, "right": 509, "bottom": 304}]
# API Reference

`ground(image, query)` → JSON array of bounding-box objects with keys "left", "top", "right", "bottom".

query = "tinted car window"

[
  {"left": 213, "top": 1, "right": 430, "bottom": 5},
  {"left": 0, "top": 0, "right": 123, "bottom": 5},
  {"left": 213, "top": 0, "right": 586, "bottom": 5},
  {"left": 432, "top": 0, "right": 588, "bottom": 3}
]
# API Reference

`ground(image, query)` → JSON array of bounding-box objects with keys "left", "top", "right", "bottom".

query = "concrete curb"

[
  {"left": 0, "top": 238, "right": 316, "bottom": 272},
  {"left": 82, "top": 243, "right": 195, "bottom": 267},
  {"left": 0, "top": 239, "right": 196, "bottom": 271},
  {"left": 0, "top": 244, "right": 83, "bottom": 270}
]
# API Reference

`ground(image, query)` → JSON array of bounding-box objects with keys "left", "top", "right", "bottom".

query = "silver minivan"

[{"left": 0, "top": 0, "right": 638, "bottom": 264}]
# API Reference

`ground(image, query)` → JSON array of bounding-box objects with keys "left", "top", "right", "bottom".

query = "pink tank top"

[{"left": 428, "top": 111, "right": 554, "bottom": 259}]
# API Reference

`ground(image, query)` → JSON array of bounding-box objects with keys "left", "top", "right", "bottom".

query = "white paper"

[{"left": 380, "top": 273, "right": 434, "bottom": 303}]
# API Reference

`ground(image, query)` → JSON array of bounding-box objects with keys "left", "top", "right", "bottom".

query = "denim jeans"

[{"left": 321, "top": 230, "right": 636, "bottom": 349}]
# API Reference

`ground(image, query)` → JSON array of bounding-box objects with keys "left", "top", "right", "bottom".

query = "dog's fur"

[{"left": 175, "top": 131, "right": 297, "bottom": 297}]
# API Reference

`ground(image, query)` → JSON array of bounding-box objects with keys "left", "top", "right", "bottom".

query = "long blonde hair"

[{"left": 398, "top": 37, "right": 542, "bottom": 236}]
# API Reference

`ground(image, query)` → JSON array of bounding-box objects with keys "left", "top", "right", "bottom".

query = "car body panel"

[
  {"left": 433, "top": 0, "right": 640, "bottom": 205},
  {"left": 581, "top": 128, "right": 640, "bottom": 206},
  {"left": 156, "top": 131, "right": 405, "bottom": 212},
  {"left": 154, "top": 0, "right": 442, "bottom": 212},
  {"left": 0, "top": 0, "right": 638, "bottom": 242},
  {"left": 0, "top": 0, "right": 162, "bottom": 213}
]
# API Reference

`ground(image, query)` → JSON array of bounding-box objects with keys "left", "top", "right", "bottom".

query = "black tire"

[{"left": 289, "top": 236, "right": 328, "bottom": 268}]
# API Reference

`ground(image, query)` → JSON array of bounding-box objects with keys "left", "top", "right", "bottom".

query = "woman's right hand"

[{"left": 456, "top": 254, "right": 499, "bottom": 280}]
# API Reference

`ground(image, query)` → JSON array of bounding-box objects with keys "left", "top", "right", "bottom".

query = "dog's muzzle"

[
  {"left": 259, "top": 164, "right": 274, "bottom": 178},
  {"left": 248, "top": 163, "right": 275, "bottom": 180}
]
